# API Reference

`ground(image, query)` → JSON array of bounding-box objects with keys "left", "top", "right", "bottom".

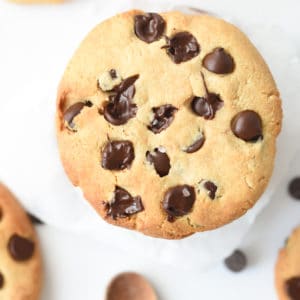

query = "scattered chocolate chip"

[
  {"left": 63, "top": 101, "right": 92, "bottom": 129},
  {"left": 231, "top": 110, "right": 263, "bottom": 142},
  {"left": 101, "top": 140, "right": 135, "bottom": 171},
  {"left": 106, "top": 186, "right": 143, "bottom": 219},
  {"left": 203, "top": 48, "right": 235, "bottom": 74},
  {"left": 109, "top": 69, "right": 117, "bottom": 79},
  {"left": 27, "top": 213, "right": 44, "bottom": 225},
  {"left": 8, "top": 234, "right": 34, "bottom": 261},
  {"left": 224, "top": 250, "right": 247, "bottom": 272},
  {"left": 134, "top": 13, "right": 166, "bottom": 43},
  {"left": 184, "top": 135, "right": 205, "bottom": 153},
  {"left": 288, "top": 177, "right": 300, "bottom": 200},
  {"left": 285, "top": 277, "right": 300, "bottom": 300},
  {"left": 103, "top": 75, "right": 139, "bottom": 125},
  {"left": 203, "top": 181, "right": 217, "bottom": 200},
  {"left": 164, "top": 32, "right": 200, "bottom": 64},
  {"left": 146, "top": 147, "right": 170, "bottom": 177},
  {"left": 0, "top": 272, "right": 4, "bottom": 289},
  {"left": 163, "top": 185, "right": 196, "bottom": 221},
  {"left": 148, "top": 105, "right": 178, "bottom": 134}
]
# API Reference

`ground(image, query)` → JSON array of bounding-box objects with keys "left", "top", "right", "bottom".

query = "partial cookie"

[
  {"left": 8, "top": 0, "right": 63, "bottom": 4},
  {"left": 0, "top": 183, "right": 42, "bottom": 299},
  {"left": 276, "top": 227, "right": 300, "bottom": 300},
  {"left": 56, "top": 10, "right": 282, "bottom": 239}
]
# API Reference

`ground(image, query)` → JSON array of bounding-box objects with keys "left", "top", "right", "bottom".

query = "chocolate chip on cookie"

[
  {"left": 64, "top": 101, "right": 93, "bottom": 129},
  {"left": 231, "top": 110, "right": 263, "bottom": 142},
  {"left": 203, "top": 181, "right": 218, "bottom": 200},
  {"left": 8, "top": 234, "right": 35, "bottom": 261},
  {"left": 146, "top": 147, "right": 170, "bottom": 177},
  {"left": 184, "top": 134, "right": 205, "bottom": 153},
  {"left": 163, "top": 185, "right": 196, "bottom": 222},
  {"left": 285, "top": 277, "right": 300, "bottom": 300},
  {"left": 224, "top": 249, "right": 247, "bottom": 272},
  {"left": 0, "top": 272, "right": 4, "bottom": 289},
  {"left": 134, "top": 13, "right": 166, "bottom": 43},
  {"left": 203, "top": 48, "right": 235, "bottom": 74},
  {"left": 105, "top": 187, "right": 143, "bottom": 219},
  {"left": 288, "top": 177, "right": 300, "bottom": 200},
  {"left": 102, "top": 140, "right": 135, "bottom": 171}
]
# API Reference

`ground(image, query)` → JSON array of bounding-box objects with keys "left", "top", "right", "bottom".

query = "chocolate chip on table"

[
  {"left": 105, "top": 186, "right": 143, "bottom": 220},
  {"left": 184, "top": 135, "right": 205, "bottom": 153},
  {"left": 203, "top": 48, "right": 235, "bottom": 74},
  {"left": 0, "top": 272, "right": 4, "bottom": 289},
  {"left": 134, "top": 13, "right": 166, "bottom": 43},
  {"left": 103, "top": 75, "right": 139, "bottom": 125},
  {"left": 64, "top": 101, "right": 93, "bottom": 129},
  {"left": 285, "top": 277, "right": 300, "bottom": 300},
  {"left": 27, "top": 213, "right": 44, "bottom": 225},
  {"left": 148, "top": 105, "right": 178, "bottom": 134},
  {"left": 164, "top": 32, "right": 200, "bottom": 64},
  {"left": 203, "top": 181, "right": 217, "bottom": 200},
  {"left": 288, "top": 177, "right": 300, "bottom": 200},
  {"left": 224, "top": 250, "right": 247, "bottom": 272},
  {"left": 146, "top": 147, "right": 170, "bottom": 177},
  {"left": 102, "top": 140, "right": 135, "bottom": 171},
  {"left": 163, "top": 185, "right": 196, "bottom": 222},
  {"left": 231, "top": 110, "right": 263, "bottom": 142},
  {"left": 8, "top": 234, "right": 34, "bottom": 261}
]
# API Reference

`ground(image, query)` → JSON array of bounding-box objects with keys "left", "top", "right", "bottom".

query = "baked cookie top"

[
  {"left": 276, "top": 227, "right": 300, "bottom": 300},
  {"left": 0, "top": 183, "right": 42, "bottom": 299},
  {"left": 56, "top": 10, "right": 282, "bottom": 239}
]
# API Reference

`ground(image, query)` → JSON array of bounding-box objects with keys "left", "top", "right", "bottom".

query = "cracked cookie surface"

[{"left": 56, "top": 10, "right": 282, "bottom": 239}]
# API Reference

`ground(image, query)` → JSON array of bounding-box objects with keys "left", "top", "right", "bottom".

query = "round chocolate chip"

[
  {"left": 203, "top": 181, "right": 217, "bottom": 200},
  {"left": 146, "top": 148, "right": 170, "bottom": 177},
  {"left": 105, "top": 186, "right": 144, "bottom": 220},
  {"left": 63, "top": 101, "right": 92, "bottom": 129},
  {"left": 231, "top": 110, "right": 263, "bottom": 142},
  {"left": 286, "top": 277, "right": 300, "bottom": 300},
  {"left": 288, "top": 177, "right": 300, "bottom": 200},
  {"left": 184, "top": 135, "right": 205, "bottom": 153},
  {"left": 163, "top": 185, "right": 196, "bottom": 221},
  {"left": 134, "top": 13, "right": 166, "bottom": 43},
  {"left": 203, "top": 48, "right": 235, "bottom": 74},
  {"left": 165, "top": 32, "right": 200, "bottom": 64},
  {"left": 102, "top": 140, "right": 135, "bottom": 171},
  {"left": 224, "top": 250, "right": 247, "bottom": 272},
  {"left": 0, "top": 272, "right": 4, "bottom": 289},
  {"left": 8, "top": 234, "right": 34, "bottom": 261}
]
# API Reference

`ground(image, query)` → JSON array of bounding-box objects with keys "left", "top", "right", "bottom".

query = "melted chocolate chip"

[
  {"left": 146, "top": 148, "right": 170, "bottom": 177},
  {"left": 27, "top": 213, "right": 44, "bottom": 225},
  {"left": 106, "top": 186, "right": 143, "bottom": 219},
  {"left": 0, "top": 272, "right": 4, "bottom": 289},
  {"left": 163, "top": 185, "right": 196, "bottom": 221},
  {"left": 8, "top": 234, "right": 34, "bottom": 261},
  {"left": 102, "top": 140, "right": 135, "bottom": 171},
  {"left": 288, "top": 177, "right": 300, "bottom": 200},
  {"left": 224, "top": 250, "right": 247, "bottom": 272},
  {"left": 164, "top": 32, "right": 200, "bottom": 64},
  {"left": 134, "top": 13, "right": 166, "bottom": 43},
  {"left": 204, "top": 181, "right": 217, "bottom": 199},
  {"left": 231, "top": 110, "right": 263, "bottom": 142},
  {"left": 203, "top": 48, "right": 235, "bottom": 74},
  {"left": 148, "top": 105, "right": 178, "bottom": 134},
  {"left": 64, "top": 101, "right": 93, "bottom": 129},
  {"left": 286, "top": 277, "right": 300, "bottom": 300},
  {"left": 109, "top": 69, "right": 117, "bottom": 79},
  {"left": 103, "top": 75, "right": 139, "bottom": 125},
  {"left": 185, "top": 135, "right": 205, "bottom": 153}
]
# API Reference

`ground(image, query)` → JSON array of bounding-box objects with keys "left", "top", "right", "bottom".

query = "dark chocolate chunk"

[
  {"left": 146, "top": 148, "right": 170, "bottom": 177},
  {"left": 109, "top": 69, "right": 117, "bottom": 79},
  {"left": 63, "top": 101, "right": 92, "bottom": 129},
  {"left": 204, "top": 181, "right": 217, "bottom": 200},
  {"left": 106, "top": 186, "right": 143, "bottom": 219},
  {"left": 184, "top": 135, "right": 205, "bottom": 153},
  {"left": 8, "top": 234, "right": 34, "bottom": 261},
  {"left": 103, "top": 75, "right": 139, "bottom": 125},
  {"left": 27, "top": 213, "right": 44, "bottom": 225},
  {"left": 224, "top": 250, "right": 247, "bottom": 272},
  {"left": 101, "top": 140, "right": 135, "bottom": 171},
  {"left": 134, "top": 13, "right": 166, "bottom": 43},
  {"left": 203, "top": 48, "right": 235, "bottom": 74},
  {"left": 231, "top": 110, "right": 263, "bottom": 142},
  {"left": 288, "top": 177, "right": 300, "bottom": 200},
  {"left": 148, "top": 105, "right": 178, "bottom": 134},
  {"left": 164, "top": 32, "right": 200, "bottom": 64},
  {"left": 286, "top": 277, "right": 300, "bottom": 300},
  {"left": 163, "top": 185, "right": 196, "bottom": 221},
  {"left": 0, "top": 272, "right": 4, "bottom": 289}
]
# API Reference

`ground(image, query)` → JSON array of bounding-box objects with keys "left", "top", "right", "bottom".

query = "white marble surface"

[{"left": 0, "top": 0, "right": 300, "bottom": 299}]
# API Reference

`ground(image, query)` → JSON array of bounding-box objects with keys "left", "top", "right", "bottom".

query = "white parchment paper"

[{"left": 0, "top": 0, "right": 299, "bottom": 270}]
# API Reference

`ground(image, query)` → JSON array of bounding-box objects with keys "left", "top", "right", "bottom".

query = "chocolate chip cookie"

[
  {"left": 8, "top": 0, "right": 63, "bottom": 3},
  {"left": 275, "top": 227, "right": 300, "bottom": 300},
  {"left": 56, "top": 10, "right": 282, "bottom": 239},
  {"left": 0, "top": 183, "right": 42, "bottom": 299}
]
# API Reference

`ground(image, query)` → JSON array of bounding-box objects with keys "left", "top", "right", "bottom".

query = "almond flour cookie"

[
  {"left": 56, "top": 10, "right": 282, "bottom": 239},
  {"left": 0, "top": 183, "right": 42, "bottom": 299},
  {"left": 276, "top": 227, "right": 300, "bottom": 300}
]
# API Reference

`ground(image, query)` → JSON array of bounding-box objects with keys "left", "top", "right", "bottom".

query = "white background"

[{"left": 1, "top": 0, "right": 300, "bottom": 299}]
